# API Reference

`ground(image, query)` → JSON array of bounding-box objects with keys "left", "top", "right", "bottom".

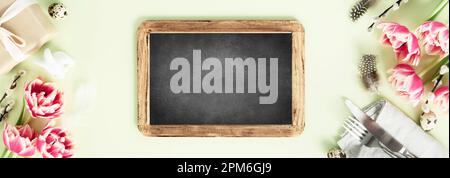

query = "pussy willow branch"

[
  {"left": 421, "top": 59, "right": 449, "bottom": 116},
  {"left": 0, "top": 70, "right": 26, "bottom": 104},
  {"left": 0, "top": 101, "right": 14, "bottom": 122},
  {"left": 432, "top": 63, "right": 449, "bottom": 91},
  {"left": 368, "top": 0, "right": 404, "bottom": 32}
]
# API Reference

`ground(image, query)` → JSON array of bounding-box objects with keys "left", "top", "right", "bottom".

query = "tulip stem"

[
  {"left": 16, "top": 111, "right": 31, "bottom": 125},
  {"left": 16, "top": 99, "right": 27, "bottom": 125},
  {"left": 8, "top": 151, "right": 14, "bottom": 158},
  {"left": 418, "top": 56, "right": 448, "bottom": 85},
  {"left": 1, "top": 149, "right": 8, "bottom": 158},
  {"left": 3, "top": 150, "right": 13, "bottom": 158}
]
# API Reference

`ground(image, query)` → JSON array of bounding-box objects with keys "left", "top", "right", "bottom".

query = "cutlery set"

[{"left": 343, "top": 99, "right": 417, "bottom": 158}]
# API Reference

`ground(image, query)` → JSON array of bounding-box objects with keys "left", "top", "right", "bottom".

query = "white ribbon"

[{"left": 0, "top": 0, "right": 37, "bottom": 61}]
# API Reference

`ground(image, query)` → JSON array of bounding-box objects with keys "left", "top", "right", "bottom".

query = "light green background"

[{"left": 0, "top": 0, "right": 448, "bottom": 158}]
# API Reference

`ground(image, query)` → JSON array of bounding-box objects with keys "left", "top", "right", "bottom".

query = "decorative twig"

[
  {"left": 368, "top": 0, "right": 406, "bottom": 32},
  {"left": 421, "top": 62, "right": 449, "bottom": 117},
  {"left": 0, "top": 70, "right": 26, "bottom": 104},
  {"left": 0, "top": 100, "right": 15, "bottom": 122}
]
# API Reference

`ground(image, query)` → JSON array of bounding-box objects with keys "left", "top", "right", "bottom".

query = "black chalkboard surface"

[
  {"left": 150, "top": 33, "right": 292, "bottom": 125},
  {"left": 137, "top": 21, "right": 304, "bottom": 137}
]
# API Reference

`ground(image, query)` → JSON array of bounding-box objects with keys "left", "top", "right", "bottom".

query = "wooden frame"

[{"left": 137, "top": 20, "right": 305, "bottom": 137}]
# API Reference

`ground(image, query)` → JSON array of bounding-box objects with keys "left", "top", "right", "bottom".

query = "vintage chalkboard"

[{"left": 137, "top": 20, "right": 304, "bottom": 137}]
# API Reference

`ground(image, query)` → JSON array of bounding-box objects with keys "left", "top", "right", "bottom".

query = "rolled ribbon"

[{"left": 0, "top": 0, "right": 37, "bottom": 61}]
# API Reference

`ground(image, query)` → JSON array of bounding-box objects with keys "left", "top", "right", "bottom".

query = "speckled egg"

[
  {"left": 48, "top": 3, "right": 68, "bottom": 20},
  {"left": 327, "top": 148, "right": 346, "bottom": 158},
  {"left": 420, "top": 112, "right": 438, "bottom": 132}
]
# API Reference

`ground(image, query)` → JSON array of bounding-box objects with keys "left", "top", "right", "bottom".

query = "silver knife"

[{"left": 344, "top": 99, "right": 416, "bottom": 158}]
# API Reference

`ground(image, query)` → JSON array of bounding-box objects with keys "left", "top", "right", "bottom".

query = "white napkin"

[{"left": 338, "top": 100, "right": 449, "bottom": 158}]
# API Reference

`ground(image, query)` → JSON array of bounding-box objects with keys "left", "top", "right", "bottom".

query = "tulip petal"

[
  {"left": 24, "top": 78, "right": 64, "bottom": 120},
  {"left": 379, "top": 23, "right": 422, "bottom": 66},
  {"left": 389, "top": 64, "right": 424, "bottom": 106},
  {"left": 417, "top": 21, "right": 449, "bottom": 57}
]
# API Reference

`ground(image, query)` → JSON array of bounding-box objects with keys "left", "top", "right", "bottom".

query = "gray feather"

[
  {"left": 359, "top": 54, "right": 379, "bottom": 92},
  {"left": 350, "top": 0, "right": 377, "bottom": 22}
]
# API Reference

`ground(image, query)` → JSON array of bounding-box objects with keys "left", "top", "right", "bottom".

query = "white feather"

[{"left": 33, "top": 48, "right": 74, "bottom": 79}]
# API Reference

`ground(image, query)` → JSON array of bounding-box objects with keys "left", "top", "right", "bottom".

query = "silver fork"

[
  {"left": 343, "top": 116, "right": 372, "bottom": 145},
  {"left": 342, "top": 116, "right": 399, "bottom": 158}
]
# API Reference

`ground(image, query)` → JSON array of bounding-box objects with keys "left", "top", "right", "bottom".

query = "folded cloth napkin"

[{"left": 338, "top": 100, "right": 449, "bottom": 158}]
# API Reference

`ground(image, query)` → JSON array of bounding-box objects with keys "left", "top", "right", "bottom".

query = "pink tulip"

[
  {"left": 388, "top": 64, "right": 424, "bottom": 106},
  {"left": 378, "top": 23, "right": 422, "bottom": 66},
  {"left": 431, "top": 86, "right": 449, "bottom": 113},
  {"left": 2, "top": 124, "right": 37, "bottom": 157},
  {"left": 24, "top": 78, "right": 64, "bottom": 120},
  {"left": 416, "top": 21, "right": 449, "bottom": 57},
  {"left": 36, "top": 126, "right": 74, "bottom": 158}
]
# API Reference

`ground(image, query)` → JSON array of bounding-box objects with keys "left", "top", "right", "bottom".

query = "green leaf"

[{"left": 428, "top": 0, "right": 449, "bottom": 21}]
